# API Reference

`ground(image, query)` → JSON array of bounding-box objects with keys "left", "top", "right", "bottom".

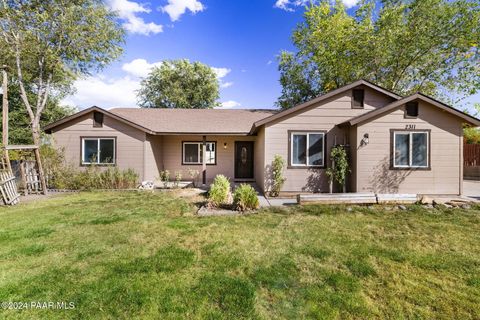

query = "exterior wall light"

[
  {"left": 361, "top": 133, "right": 369, "bottom": 146},
  {"left": 223, "top": 142, "right": 227, "bottom": 149}
]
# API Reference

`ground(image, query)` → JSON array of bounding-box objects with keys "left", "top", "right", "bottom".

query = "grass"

[{"left": 0, "top": 191, "right": 479, "bottom": 319}]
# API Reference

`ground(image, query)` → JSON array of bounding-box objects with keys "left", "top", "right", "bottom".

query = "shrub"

[
  {"left": 208, "top": 174, "right": 231, "bottom": 207},
  {"left": 174, "top": 171, "right": 182, "bottom": 188},
  {"left": 159, "top": 170, "right": 170, "bottom": 188},
  {"left": 326, "top": 145, "right": 350, "bottom": 193},
  {"left": 187, "top": 168, "right": 200, "bottom": 187},
  {"left": 270, "top": 154, "right": 286, "bottom": 197},
  {"left": 40, "top": 146, "right": 139, "bottom": 190},
  {"left": 233, "top": 184, "right": 259, "bottom": 211}
]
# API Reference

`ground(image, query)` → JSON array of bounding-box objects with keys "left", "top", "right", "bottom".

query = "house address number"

[{"left": 405, "top": 124, "right": 416, "bottom": 130}]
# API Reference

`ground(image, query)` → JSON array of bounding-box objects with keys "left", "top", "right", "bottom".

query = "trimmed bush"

[
  {"left": 208, "top": 175, "right": 231, "bottom": 207},
  {"left": 233, "top": 184, "right": 259, "bottom": 212}
]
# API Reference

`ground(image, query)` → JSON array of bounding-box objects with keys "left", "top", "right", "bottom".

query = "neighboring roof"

[
  {"left": 44, "top": 107, "right": 277, "bottom": 135},
  {"left": 44, "top": 106, "right": 155, "bottom": 134},
  {"left": 339, "top": 93, "right": 480, "bottom": 127},
  {"left": 251, "top": 79, "right": 402, "bottom": 132}
]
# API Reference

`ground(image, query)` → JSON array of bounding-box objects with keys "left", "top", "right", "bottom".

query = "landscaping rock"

[
  {"left": 461, "top": 204, "right": 472, "bottom": 210},
  {"left": 423, "top": 204, "right": 434, "bottom": 209},
  {"left": 398, "top": 205, "right": 407, "bottom": 210},
  {"left": 138, "top": 181, "right": 154, "bottom": 190},
  {"left": 420, "top": 196, "right": 434, "bottom": 204},
  {"left": 346, "top": 207, "right": 353, "bottom": 212}
]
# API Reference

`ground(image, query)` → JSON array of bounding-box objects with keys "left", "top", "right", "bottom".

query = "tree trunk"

[{"left": 31, "top": 122, "right": 48, "bottom": 195}]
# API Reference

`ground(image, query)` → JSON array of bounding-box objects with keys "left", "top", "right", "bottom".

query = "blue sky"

[{"left": 63, "top": 0, "right": 479, "bottom": 111}]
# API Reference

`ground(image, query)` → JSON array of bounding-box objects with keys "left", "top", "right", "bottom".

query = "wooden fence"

[{"left": 464, "top": 144, "right": 480, "bottom": 167}]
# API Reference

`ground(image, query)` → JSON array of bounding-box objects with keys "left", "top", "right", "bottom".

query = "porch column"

[{"left": 202, "top": 135, "right": 207, "bottom": 186}]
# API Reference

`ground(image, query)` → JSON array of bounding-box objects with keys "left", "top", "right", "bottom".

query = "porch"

[{"left": 143, "top": 134, "right": 260, "bottom": 186}]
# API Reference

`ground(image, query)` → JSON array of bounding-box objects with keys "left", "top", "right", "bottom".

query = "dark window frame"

[
  {"left": 352, "top": 89, "right": 365, "bottom": 109},
  {"left": 181, "top": 141, "right": 217, "bottom": 166},
  {"left": 287, "top": 130, "right": 327, "bottom": 169},
  {"left": 404, "top": 101, "right": 419, "bottom": 119},
  {"left": 390, "top": 129, "right": 431, "bottom": 171},
  {"left": 80, "top": 136, "right": 117, "bottom": 166},
  {"left": 93, "top": 112, "right": 104, "bottom": 128}
]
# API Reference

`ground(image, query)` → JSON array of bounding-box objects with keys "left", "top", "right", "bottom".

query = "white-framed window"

[
  {"left": 393, "top": 131, "right": 429, "bottom": 168},
  {"left": 290, "top": 132, "right": 325, "bottom": 167},
  {"left": 81, "top": 138, "right": 115, "bottom": 165},
  {"left": 182, "top": 142, "right": 216, "bottom": 165}
]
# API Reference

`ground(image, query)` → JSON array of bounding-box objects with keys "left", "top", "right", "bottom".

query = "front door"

[{"left": 235, "top": 141, "right": 254, "bottom": 180}]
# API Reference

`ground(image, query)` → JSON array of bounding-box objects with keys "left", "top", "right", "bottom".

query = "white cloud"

[
  {"left": 122, "top": 59, "right": 163, "bottom": 77},
  {"left": 61, "top": 76, "right": 140, "bottom": 109},
  {"left": 220, "top": 82, "right": 233, "bottom": 88},
  {"left": 108, "top": 0, "right": 163, "bottom": 35},
  {"left": 211, "top": 67, "right": 233, "bottom": 89},
  {"left": 211, "top": 67, "right": 231, "bottom": 79},
  {"left": 275, "top": 0, "right": 359, "bottom": 11},
  {"left": 220, "top": 100, "right": 241, "bottom": 109},
  {"left": 161, "top": 0, "right": 205, "bottom": 22}
]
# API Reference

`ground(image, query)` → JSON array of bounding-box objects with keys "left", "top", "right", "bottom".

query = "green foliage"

[
  {"left": 208, "top": 174, "right": 231, "bottom": 207},
  {"left": 463, "top": 104, "right": 480, "bottom": 143},
  {"left": 159, "top": 170, "right": 170, "bottom": 188},
  {"left": 326, "top": 146, "right": 350, "bottom": 190},
  {"left": 269, "top": 154, "right": 286, "bottom": 197},
  {"left": 41, "top": 146, "right": 138, "bottom": 190},
  {"left": 233, "top": 184, "right": 259, "bottom": 211},
  {"left": 0, "top": 0, "right": 124, "bottom": 143},
  {"left": 278, "top": 0, "right": 480, "bottom": 109},
  {"left": 174, "top": 171, "right": 182, "bottom": 188},
  {"left": 137, "top": 59, "right": 220, "bottom": 109}
]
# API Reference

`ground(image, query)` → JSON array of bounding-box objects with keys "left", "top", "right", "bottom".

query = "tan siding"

[
  {"left": 264, "top": 88, "right": 392, "bottom": 192},
  {"left": 356, "top": 102, "right": 463, "bottom": 195},
  {"left": 254, "top": 127, "right": 265, "bottom": 192},
  {"left": 51, "top": 113, "right": 146, "bottom": 180},
  {"left": 143, "top": 135, "right": 163, "bottom": 181},
  {"left": 161, "top": 135, "right": 256, "bottom": 183}
]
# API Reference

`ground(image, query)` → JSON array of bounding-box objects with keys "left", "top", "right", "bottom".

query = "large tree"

[
  {"left": 278, "top": 0, "right": 480, "bottom": 109},
  {"left": 0, "top": 0, "right": 125, "bottom": 145},
  {"left": 137, "top": 59, "right": 220, "bottom": 109},
  {"left": 0, "top": 82, "right": 75, "bottom": 145}
]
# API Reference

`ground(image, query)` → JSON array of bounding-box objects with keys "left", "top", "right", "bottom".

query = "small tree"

[
  {"left": 326, "top": 146, "right": 350, "bottom": 193},
  {"left": 269, "top": 154, "right": 286, "bottom": 197}
]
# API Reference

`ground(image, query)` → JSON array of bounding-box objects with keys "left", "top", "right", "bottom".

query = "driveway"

[{"left": 464, "top": 180, "right": 480, "bottom": 200}]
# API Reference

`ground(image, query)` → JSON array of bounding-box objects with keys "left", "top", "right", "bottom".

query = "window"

[
  {"left": 93, "top": 112, "right": 104, "bottom": 127},
  {"left": 182, "top": 142, "right": 216, "bottom": 165},
  {"left": 82, "top": 138, "right": 115, "bottom": 164},
  {"left": 290, "top": 132, "right": 325, "bottom": 167},
  {"left": 352, "top": 89, "right": 365, "bottom": 109},
  {"left": 393, "top": 131, "right": 429, "bottom": 168},
  {"left": 405, "top": 101, "right": 419, "bottom": 118}
]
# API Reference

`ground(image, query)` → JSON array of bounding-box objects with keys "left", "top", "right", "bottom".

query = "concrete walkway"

[{"left": 464, "top": 180, "right": 480, "bottom": 200}]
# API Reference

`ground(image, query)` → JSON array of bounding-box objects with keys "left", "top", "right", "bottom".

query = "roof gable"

[
  {"left": 342, "top": 93, "right": 480, "bottom": 127},
  {"left": 44, "top": 106, "right": 155, "bottom": 134},
  {"left": 251, "top": 79, "right": 402, "bottom": 132}
]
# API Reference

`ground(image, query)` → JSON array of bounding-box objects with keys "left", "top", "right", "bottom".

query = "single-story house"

[{"left": 44, "top": 80, "right": 480, "bottom": 195}]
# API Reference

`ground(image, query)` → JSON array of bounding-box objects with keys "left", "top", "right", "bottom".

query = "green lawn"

[{"left": 0, "top": 191, "right": 479, "bottom": 319}]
